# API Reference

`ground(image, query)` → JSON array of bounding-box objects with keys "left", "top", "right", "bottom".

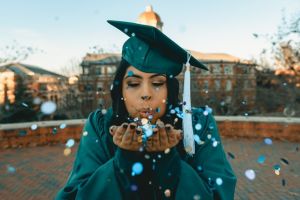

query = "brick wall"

[{"left": 0, "top": 117, "right": 299, "bottom": 149}]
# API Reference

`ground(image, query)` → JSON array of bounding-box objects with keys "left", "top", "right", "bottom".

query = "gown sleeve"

[
  {"left": 55, "top": 110, "right": 123, "bottom": 200},
  {"left": 175, "top": 108, "right": 237, "bottom": 200}
]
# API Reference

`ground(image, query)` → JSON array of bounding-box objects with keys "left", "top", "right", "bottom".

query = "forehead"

[{"left": 124, "top": 66, "right": 165, "bottom": 78}]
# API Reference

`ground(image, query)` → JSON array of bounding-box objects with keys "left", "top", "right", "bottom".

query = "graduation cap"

[{"left": 108, "top": 20, "right": 207, "bottom": 155}]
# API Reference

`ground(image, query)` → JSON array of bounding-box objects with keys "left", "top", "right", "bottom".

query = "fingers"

[
  {"left": 109, "top": 125, "right": 117, "bottom": 136},
  {"left": 157, "top": 119, "right": 168, "bottom": 148},
  {"left": 121, "top": 123, "right": 136, "bottom": 145}
]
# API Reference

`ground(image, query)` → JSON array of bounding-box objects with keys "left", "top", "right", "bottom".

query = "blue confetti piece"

[
  {"left": 257, "top": 155, "right": 266, "bottom": 164},
  {"left": 264, "top": 138, "right": 273, "bottom": 145},
  {"left": 132, "top": 162, "right": 143, "bottom": 175}
]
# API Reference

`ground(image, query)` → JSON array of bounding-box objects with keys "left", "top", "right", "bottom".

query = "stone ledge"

[{"left": 0, "top": 116, "right": 299, "bottom": 149}]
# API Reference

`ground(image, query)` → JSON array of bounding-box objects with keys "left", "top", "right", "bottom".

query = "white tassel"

[{"left": 182, "top": 52, "right": 195, "bottom": 155}]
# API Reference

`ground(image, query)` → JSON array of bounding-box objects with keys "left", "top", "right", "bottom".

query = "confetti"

[
  {"left": 64, "top": 148, "right": 71, "bottom": 156},
  {"left": 101, "top": 109, "right": 107, "bottom": 114},
  {"left": 19, "top": 130, "right": 27, "bottom": 136},
  {"left": 264, "top": 138, "right": 273, "bottom": 145},
  {"left": 257, "top": 155, "right": 266, "bottom": 164},
  {"left": 195, "top": 123, "right": 202, "bottom": 130},
  {"left": 193, "top": 194, "right": 201, "bottom": 200},
  {"left": 245, "top": 169, "right": 255, "bottom": 180},
  {"left": 197, "top": 165, "right": 203, "bottom": 172},
  {"left": 127, "top": 71, "right": 134, "bottom": 77},
  {"left": 82, "top": 131, "right": 88, "bottom": 136},
  {"left": 132, "top": 162, "right": 143, "bottom": 175},
  {"left": 7, "top": 165, "right": 16, "bottom": 174},
  {"left": 280, "top": 158, "right": 289, "bottom": 165},
  {"left": 52, "top": 128, "right": 57, "bottom": 134},
  {"left": 164, "top": 189, "right": 171, "bottom": 197},
  {"left": 66, "top": 139, "right": 75, "bottom": 148},
  {"left": 227, "top": 152, "right": 235, "bottom": 159},
  {"left": 212, "top": 141, "right": 218, "bottom": 147},
  {"left": 31, "top": 124, "right": 38, "bottom": 130},
  {"left": 130, "top": 184, "right": 138, "bottom": 191},
  {"left": 41, "top": 101, "right": 57, "bottom": 115},
  {"left": 282, "top": 179, "right": 286, "bottom": 186},
  {"left": 164, "top": 148, "right": 170, "bottom": 154},
  {"left": 59, "top": 123, "right": 66, "bottom": 129},
  {"left": 216, "top": 177, "right": 223, "bottom": 185},
  {"left": 141, "top": 118, "right": 148, "bottom": 125}
]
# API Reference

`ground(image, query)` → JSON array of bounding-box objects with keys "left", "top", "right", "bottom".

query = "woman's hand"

[
  {"left": 109, "top": 123, "right": 143, "bottom": 151},
  {"left": 146, "top": 119, "right": 182, "bottom": 152}
]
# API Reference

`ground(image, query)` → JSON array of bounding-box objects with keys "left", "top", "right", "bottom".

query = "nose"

[
  {"left": 141, "top": 95, "right": 151, "bottom": 100},
  {"left": 140, "top": 83, "right": 152, "bottom": 101}
]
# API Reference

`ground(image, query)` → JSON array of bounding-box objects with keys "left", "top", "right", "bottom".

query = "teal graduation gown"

[{"left": 55, "top": 108, "right": 236, "bottom": 200}]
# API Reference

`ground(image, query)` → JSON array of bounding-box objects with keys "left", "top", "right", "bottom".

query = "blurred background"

[{"left": 0, "top": 1, "right": 299, "bottom": 199}]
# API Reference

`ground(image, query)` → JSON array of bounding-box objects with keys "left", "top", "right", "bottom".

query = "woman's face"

[{"left": 122, "top": 66, "right": 167, "bottom": 123}]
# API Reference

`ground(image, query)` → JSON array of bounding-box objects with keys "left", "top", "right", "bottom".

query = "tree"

[{"left": 255, "top": 12, "right": 300, "bottom": 116}]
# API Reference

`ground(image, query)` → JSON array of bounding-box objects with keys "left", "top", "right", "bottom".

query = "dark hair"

[{"left": 110, "top": 58, "right": 182, "bottom": 129}]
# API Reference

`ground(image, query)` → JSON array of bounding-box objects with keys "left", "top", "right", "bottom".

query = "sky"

[{"left": 0, "top": 0, "right": 299, "bottom": 74}]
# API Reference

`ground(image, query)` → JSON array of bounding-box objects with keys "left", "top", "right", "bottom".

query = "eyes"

[{"left": 126, "top": 81, "right": 166, "bottom": 88}]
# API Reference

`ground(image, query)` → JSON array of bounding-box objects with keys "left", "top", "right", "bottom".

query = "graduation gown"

[{"left": 55, "top": 107, "right": 236, "bottom": 200}]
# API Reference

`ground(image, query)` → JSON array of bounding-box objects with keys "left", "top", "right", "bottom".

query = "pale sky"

[{"left": 0, "top": 0, "right": 299, "bottom": 74}]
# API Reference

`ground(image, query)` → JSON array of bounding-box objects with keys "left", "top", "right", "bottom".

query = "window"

[
  {"left": 224, "top": 65, "right": 233, "bottom": 75},
  {"left": 215, "top": 80, "right": 221, "bottom": 91},
  {"left": 203, "top": 80, "right": 209, "bottom": 90},
  {"left": 83, "top": 67, "right": 89, "bottom": 74},
  {"left": 226, "top": 80, "right": 232, "bottom": 91},
  {"left": 213, "top": 65, "right": 221, "bottom": 74}
]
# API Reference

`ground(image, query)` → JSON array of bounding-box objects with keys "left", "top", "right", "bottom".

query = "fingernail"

[
  {"left": 165, "top": 125, "right": 171, "bottom": 131},
  {"left": 136, "top": 129, "right": 142, "bottom": 135},
  {"left": 122, "top": 123, "right": 128, "bottom": 129},
  {"left": 130, "top": 124, "right": 136, "bottom": 129}
]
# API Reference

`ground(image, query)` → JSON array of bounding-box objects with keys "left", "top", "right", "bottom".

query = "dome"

[{"left": 137, "top": 5, "right": 163, "bottom": 31}]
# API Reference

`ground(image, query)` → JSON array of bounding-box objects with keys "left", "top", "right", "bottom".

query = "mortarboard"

[{"left": 107, "top": 20, "right": 208, "bottom": 155}]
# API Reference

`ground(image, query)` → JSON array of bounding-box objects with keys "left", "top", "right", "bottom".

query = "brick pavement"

[{"left": 0, "top": 138, "right": 299, "bottom": 200}]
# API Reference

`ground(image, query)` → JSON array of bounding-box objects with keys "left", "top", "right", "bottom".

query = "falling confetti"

[
  {"left": 83, "top": 131, "right": 88, "bottom": 136},
  {"left": 245, "top": 169, "right": 256, "bottom": 180},
  {"left": 216, "top": 177, "right": 223, "bottom": 185},
  {"left": 19, "top": 130, "right": 27, "bottom": 136},
  {"left": 164, "top": 148, "right": 170, "bottom": 154},
  {"left": 227, "top": 152, "right": 235, "bottom": 159},
  {"left": 127, "top": 71, "right": 134, "bottom": 77},
  {"left": 141, "top": 118, "right": 148, "bottom": 125},
  {"left": 132, "top": 162, "right": 143, "bottom": 175},
  {"left": 41, "top": 101, "right": 57, "bottom": 115},
  {"left": 64, "top": 148, "right": 71, "bottom": 156},
  {"left": 195, "top": 123, "right": 202, "bottom": 130},
  {"left": 52, "top": 128, "right": 57, "bottom": 134},
  {"left": 59, "top": 123, "right": 66, "bottom": 129},
  {"left": 33, "top": 97, "right": 42, "bottom": 105},
  {"left": 101, "top": 109, "right": 107, "bottom": 114},
  {"left": 197, "top": 165, "right": 203, "bottom": 172},
  {"left": 130, "top": 184, "right": 138, "bottom": 191},
  {"left": 193, "top": 194, "right": 201, "bottom": 200},
  {"left": 164, "top": 189, "right": 171, "bottom": 197},
  {"left": 212, "top": 141, "right": 218, "bottom": 147},
  {"left": 7, "top": 165, "right": 16, "bottom": 174},
  {"left": 21, "top": 102, "right": 29, "bottom": 107},
  {"left": 257, "top": 155, "right": 266, "bottom": 164},
  {"left": 31, "top": 124, "right": 38, "bottom": 130},
  {"left": 280, "top": 158, "right": 289, "bottom": 165},
  {"left": 282, "top": 179, "right": 286, "bottom": 186},
  {"left": 66, "top": 139, "right": 75, "bottom": 148},
  {"left": 264, "top": 138, "right": 273, "bottom": 145}
]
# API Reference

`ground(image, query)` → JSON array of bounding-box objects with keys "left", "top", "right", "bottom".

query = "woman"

[{"left": 56, "top": 20, "right": 236, "bottom": 200}]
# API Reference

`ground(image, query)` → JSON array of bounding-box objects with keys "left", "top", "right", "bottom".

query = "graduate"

[{"left": 56, "top": 20, "right": 236, "bottom": 200}]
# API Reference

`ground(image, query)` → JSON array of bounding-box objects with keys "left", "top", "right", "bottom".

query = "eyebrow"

[{"left": 124, "top": 73, "right": 166, "bottom": 80}]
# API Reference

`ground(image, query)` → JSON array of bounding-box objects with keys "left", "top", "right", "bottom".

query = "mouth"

[{"left": 138, "top": 108, "right": 153, "bottom": 118}]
